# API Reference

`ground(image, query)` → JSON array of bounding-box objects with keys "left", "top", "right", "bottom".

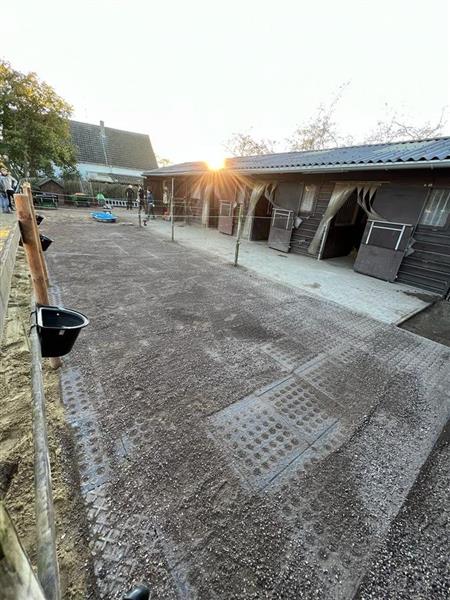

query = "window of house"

[
  {"left": 420, "top": 189, "right": 450, "bottom": 227},
  {"left": 299, "top": 185, "right": 316, "bottom": 214}
]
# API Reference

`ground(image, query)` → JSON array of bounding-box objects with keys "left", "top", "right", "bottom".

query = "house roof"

[
  {"left": 144, "top": 137, "right": 450, "bottom": 177},
  {"left": 35, "top": 177, "right": 64, "bottom": 188},
  {"left": 70, "top": 120, "right": 157, "bottom": 171},
  {"left": 87, "top": 172, "right": 144, "bottom": 185}
]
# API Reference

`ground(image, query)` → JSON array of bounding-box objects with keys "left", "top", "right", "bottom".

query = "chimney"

[{"left": 100, "top": 120, "right": 105, "bottom": 137}]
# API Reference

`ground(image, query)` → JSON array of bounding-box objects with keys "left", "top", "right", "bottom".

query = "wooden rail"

[
  {"left": 0, "top": 221, "right": 20, "bottom": 340},
  {"left": 30, "top": 315, "right": 61, "bottom": 600}
]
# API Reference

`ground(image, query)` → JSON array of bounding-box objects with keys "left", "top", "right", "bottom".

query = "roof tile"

[{"left": 70, "top": 120, "right": 157, "bottom": 171}]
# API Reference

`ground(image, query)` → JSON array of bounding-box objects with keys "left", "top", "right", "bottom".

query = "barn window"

[
  {"left": 420, "top": 189, "right": 450, "bottom": 228},
  {"left": 299, "top": 185, "right": 317, "bottom": 214}
]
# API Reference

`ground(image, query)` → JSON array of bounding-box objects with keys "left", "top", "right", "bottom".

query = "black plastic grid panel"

[
  {"left": 61, "top": 368, "right": 161, "bottom": 598},
  {"left": 84, "top": 485, "right": 159, "bottom": 598},
  {"left": 210, "top": 395, "right": 310, "bottom": 490},
  {"left": 295, "top": 357, "right": 380, "bottom": 419},
  {"left": 260, "top": 339, "right": 316, "bottom": 372},
  {"left": 60, "top": 367, "right": 112, "bottom": 493},
  {"left": 273, "top": 421, "right": 350, "bottom": 493},
  {"left": 209, "top": 370, "right": 355, "bottom": 491},
  {"left": 261, "top": 377, "right": 340, "bottom": 443}
]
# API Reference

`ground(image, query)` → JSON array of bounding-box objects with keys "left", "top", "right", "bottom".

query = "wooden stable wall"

[
  {"left": 145, "top": 169, "right": 450, "bottom": 296},
  {"left": 272, "top": 170, "right": 450, "bottom": 296},
  {"left": 396, "top": 223, "right": 450, "bottom": 295}
]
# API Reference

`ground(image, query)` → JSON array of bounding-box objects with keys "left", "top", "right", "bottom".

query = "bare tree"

[
  {"left": 156, "top": 155, "right": 173, "bottom": 167},
  {"left": 224, "top": 85, "right": 446, "bottom": 160},
  {"left": 364, "top": 106, "right": 446, "bottom": 144},
  {"left": 223, "top": 130, "right": 278, "bottom": 156},
  {"left": 286, "top": 83, "right": 351, "bottom": 152}
]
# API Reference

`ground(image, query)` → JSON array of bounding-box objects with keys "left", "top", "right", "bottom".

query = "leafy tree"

[
  {"left": 0, "top": 60, "right": 76, "bottom": 179},
  {"left": 224, "top": 130, "right": 278, "bottom": 156}
]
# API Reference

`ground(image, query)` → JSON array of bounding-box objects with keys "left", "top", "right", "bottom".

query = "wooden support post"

[
  {"left": 15, "top": 193, "right": 62, "bottom": 369},
  {"left": 234, "top": 203, "right": 244, "bottom": 267},
  {"left": 0, "top": 503, "right": 46, "bottom": 600},
  {"left": 171, "top": 177, "right": 175, "bottom": 242},
  {"left": 23, "top": 183, "right": 49, "bottom": 284}
]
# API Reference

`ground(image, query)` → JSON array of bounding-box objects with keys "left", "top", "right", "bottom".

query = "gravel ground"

[
  {"left": 400, "top": 300, "right": 450, "bottom": 347},
  {"left": 42, "top": 210, "right": 449, "bottom": 599},
  {"left": 356, "top": 421, "right": 450, "bottom": 599}
]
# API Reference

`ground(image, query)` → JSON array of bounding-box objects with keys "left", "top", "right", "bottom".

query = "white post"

[
  {"left": 317, "top": 221, "right": 330, "bottom": 260},
  {"left": 234, "top": 204, "right": 244, "bottom": 267},
  {"left": 171, "top": 177, "right": 175, "bottom": 242}
]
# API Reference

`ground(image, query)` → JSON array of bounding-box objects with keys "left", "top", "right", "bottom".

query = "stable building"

[{"left": 144, "top": 137, "right": 450, "bottom": 298}]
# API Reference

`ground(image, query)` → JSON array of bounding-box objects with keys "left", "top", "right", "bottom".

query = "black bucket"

[
  {"left": 36, "top": 214, "right": 44, "bottom": 225},
  {"left": 40, "top": 234, "right": 53, "bottom": 251},
  {"left": 37, "top": 305, "right": 89, "bottom": 357}
]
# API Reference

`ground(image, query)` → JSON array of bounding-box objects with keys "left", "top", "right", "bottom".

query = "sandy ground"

[
  {"left": 39, "top": 209, "right": 449, "bottom": 599},
  {"left": 0, "top": 250, "right": 96, "bottom": 598}
]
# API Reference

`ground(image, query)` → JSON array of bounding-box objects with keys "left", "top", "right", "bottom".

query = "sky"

[{"left": 2, "top": 0, "right": 449, "bottom": 164}]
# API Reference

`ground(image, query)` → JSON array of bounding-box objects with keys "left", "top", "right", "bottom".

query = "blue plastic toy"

[{"left": 90, "top": 211, "right": 118, "bottom": 223}]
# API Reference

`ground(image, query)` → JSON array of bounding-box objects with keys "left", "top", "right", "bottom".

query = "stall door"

[
  {"left": 268, "top": 209, "right": 294, "bottom": 252},
  {"left": 354, "top": 220, "right": 414, "bottom": 282},
  {"left": 218, "top": 202, "right": 233, "bottom": 235}
]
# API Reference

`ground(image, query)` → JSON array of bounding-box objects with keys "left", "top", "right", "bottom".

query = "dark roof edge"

[
  {"left": 78, "top": 160, "right": 148, "bottom": 169},
  {"left": 143, "top": 159, "right": 450, "bottom": 178}
]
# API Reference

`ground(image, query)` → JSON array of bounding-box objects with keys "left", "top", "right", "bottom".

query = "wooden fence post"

[
  {"left": 22, "top": 183, "right": 49, "bottom": 284},
  {"left": 15, "top": 193, "right": 62, "bottom": 369}
]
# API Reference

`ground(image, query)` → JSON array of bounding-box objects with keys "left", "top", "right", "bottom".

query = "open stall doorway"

[
  {"left": 320, "top": 190, "right": 368, "bottom": 262},
  {"left": 250, "top": 195, "right": 273, "bottom": 240}
]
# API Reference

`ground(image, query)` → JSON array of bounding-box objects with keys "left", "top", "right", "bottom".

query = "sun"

[{"left": 206, "top": 154, "right": 225, "bottom": 170}]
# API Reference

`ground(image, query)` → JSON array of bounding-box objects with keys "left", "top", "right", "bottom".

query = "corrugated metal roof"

[{"left": 144, "top": 137, "right": 450, "bottom": 176}]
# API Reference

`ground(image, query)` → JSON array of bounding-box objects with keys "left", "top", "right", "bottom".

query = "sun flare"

[{"left": 206, "top": 154, "right": 225, "bottom": 170}]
